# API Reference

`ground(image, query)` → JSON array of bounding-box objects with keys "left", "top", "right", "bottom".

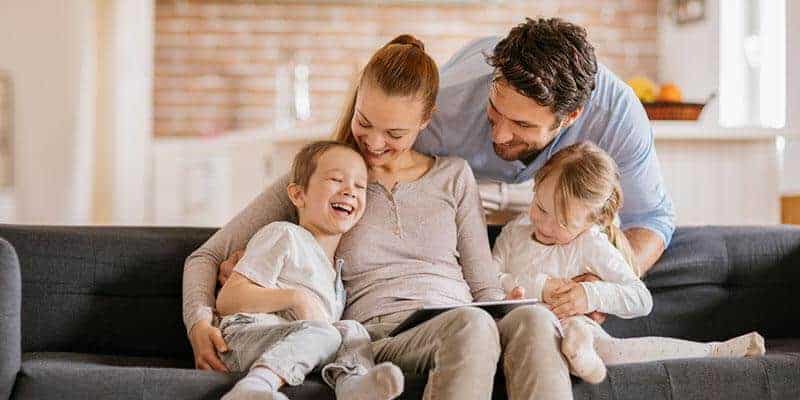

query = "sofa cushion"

[
  {"left": 13, "top": 352, "right": 233, "bottom": 400},
  {"left": 11, "top": 352, "right": 433, "bottom": 400},
  {"left": 13, "top": 348, "right": 800, "bottom": 400},
  {"left": 571, "top": 351, "right": 800, "bottom": 400}
]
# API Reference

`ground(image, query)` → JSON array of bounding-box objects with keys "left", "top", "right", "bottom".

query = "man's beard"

[{"left": 493, "top": 142, "right": 542, "bottom": 163}]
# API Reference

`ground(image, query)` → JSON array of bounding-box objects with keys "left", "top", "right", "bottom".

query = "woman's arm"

[
  {"left": 453, "top": 160, "right": 506, "bottom": 302},
  {"left": 182, "top": 174, "right": 297, "bottom": 334}
]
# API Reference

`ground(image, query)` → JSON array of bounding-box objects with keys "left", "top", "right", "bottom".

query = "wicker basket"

[{"left": 643, "top": 102, "right": 705, "bottom": 120}]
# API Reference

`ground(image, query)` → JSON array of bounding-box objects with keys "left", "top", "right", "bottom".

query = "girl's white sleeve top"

[{"left": 492, "top": 215, "right": 653, "bottom": 319}]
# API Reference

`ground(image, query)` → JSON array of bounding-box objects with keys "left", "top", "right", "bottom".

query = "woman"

[{"left": 183, "top": 35, "right": 573, "bottom": 400}]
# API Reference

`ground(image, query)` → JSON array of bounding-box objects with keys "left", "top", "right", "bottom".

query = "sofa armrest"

[{"left": 0, "top": 238, "right": 20, "bottom": 400}]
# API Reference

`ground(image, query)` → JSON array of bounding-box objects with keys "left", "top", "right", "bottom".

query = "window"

[{"left": 719, "top": 0, "right": 786, "bottom": 128}]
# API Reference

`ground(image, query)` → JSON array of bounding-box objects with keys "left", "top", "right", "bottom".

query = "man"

[{"left": 415, "top": 17, "right": 675, "bottom": 275}]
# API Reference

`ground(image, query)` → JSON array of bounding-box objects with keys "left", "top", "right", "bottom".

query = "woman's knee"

[
  {"left": 443, "top": 307, "right": 500, "bottom": 351},
  {"left": 501, "top": 305, "right": 561, "bottom": 335}
]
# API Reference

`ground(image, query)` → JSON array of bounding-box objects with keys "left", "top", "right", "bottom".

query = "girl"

[{"left": 492, "top": 141, "right": 765, "bottom": 384}]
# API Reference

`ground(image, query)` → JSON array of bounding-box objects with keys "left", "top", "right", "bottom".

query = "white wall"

[
  {"left": 93, "top": 0, "right": 154, "bottom": 224},
  {"left": 0, "top": 0, "right": 154, "bottom": 225},
  {"left": 0, "top": 1, "right": 96, "bottom": 224},
  {"left": 781, "top": 0, "right": 800, "bottom": 196}
]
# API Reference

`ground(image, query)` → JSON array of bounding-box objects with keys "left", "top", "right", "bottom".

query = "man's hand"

[
  {"left": 188, "top": 320, "right": 229, "bottom": 372},
  {"left": 290, "top": 289, "right": 329, "bottom": 322},
  {"left": 542, "top": 277, "right": 571, "bottom": 304},
  {"left": 548, "top": 281, "right": 589, "bottom": 320},
  {"left": 572, "top": 273, "right": 607, "bottom": 324},
  {"left": 219, "top": 249, "right": 245, "bottom": 287}
]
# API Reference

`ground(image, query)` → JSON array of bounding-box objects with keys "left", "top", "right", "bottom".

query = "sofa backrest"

[
  {"left": 0, "top": 225, "right": 214, "bottom": 360},
  {"left": 602, "top": 226, "right": 800, "bottom": 340}
]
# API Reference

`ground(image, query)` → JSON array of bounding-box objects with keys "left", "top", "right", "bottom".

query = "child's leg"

[
  {"left": 593, "top": 331, "right": 765, "bottom": 365},
  {"left": 323, "top": 320, "right": 404, "bottom": 400},
  {"left": 560, "top": 317, "right": 607, "bottom": 384},
  {"left": 220, "top": 314, "right": 342, "bottom": 399}
]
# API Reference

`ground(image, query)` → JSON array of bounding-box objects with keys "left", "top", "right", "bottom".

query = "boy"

[{"left": 216, "top": 141, "right": 402, "bottom": 400}]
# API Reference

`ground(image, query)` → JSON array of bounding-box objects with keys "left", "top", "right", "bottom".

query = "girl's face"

[
  {"left": 351, "top": 82, "right": 431, "bottom": 168},
  {"left": 529, "top": 175, "right": 593, "bottom": 245}
]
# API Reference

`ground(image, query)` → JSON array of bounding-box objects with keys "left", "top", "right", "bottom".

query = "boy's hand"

[
  {"left": 548, "top": 281, "right": 589, "bottom": 320},
  {"left": 291, "top": 289, "right": 329, "bottom": 322},
  {"left": 542, "top": 277, "right": 571, "bottom": 305},
  {"left": 188, "top": 320, "right": 229, "bottom": 372},
  {"left": 219, "top": 249, "right": 245, "bottom": 287}
]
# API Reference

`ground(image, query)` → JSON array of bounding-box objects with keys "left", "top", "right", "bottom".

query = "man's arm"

[{"left": 624, "top": 227, "right": 665, "bottom": 276}]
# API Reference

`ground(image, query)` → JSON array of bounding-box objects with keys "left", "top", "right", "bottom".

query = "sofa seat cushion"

[
  {"left": 12, "top": 352, "right": 340, "bottom": 400},
  {"left": 12, "top": 347, "right": 800, "bottom": 400},
  {"left": 570, "top": 350, "right": 800, "bottom": 400}
]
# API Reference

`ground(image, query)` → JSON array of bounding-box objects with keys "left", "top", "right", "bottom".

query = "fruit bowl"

[{"left": 642, "top": 102, "right": 705, "bottom": 121}]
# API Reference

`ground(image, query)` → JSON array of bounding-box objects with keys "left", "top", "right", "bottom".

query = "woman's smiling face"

[{"left": 350, "top": 83, "right": 430, "bottom": 168}]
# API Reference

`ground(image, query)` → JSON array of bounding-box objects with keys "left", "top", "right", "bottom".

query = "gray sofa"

[{"left": 1, "top": 224, "right": 799, "bottom": 399}]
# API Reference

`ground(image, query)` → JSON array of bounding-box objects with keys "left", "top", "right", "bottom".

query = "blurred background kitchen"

[{"left": 0, "top": 0, "right": 798, "bottom": 227}]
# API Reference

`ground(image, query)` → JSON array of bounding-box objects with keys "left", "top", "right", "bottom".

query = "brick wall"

[{"left": 155, "top": 0, "right": 658, "bottom": 137}]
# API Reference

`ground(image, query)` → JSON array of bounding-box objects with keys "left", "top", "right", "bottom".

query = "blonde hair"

[
  {"left": 291, "top": 140, "right": 365, "bottom": 189},
  {"left": 333, "top": 34, "right": 439, "bottom": 145},
  {"left": 534, "top": 141, "right": 637, "bottom": 274}
]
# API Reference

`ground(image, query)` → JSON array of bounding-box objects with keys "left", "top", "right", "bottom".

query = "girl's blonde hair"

[
  {"left": 333, "top": 34, "right": 439, "bottom": 146},
  {"left": 534, "top": 141, "right": 637, "bottom": 274}
]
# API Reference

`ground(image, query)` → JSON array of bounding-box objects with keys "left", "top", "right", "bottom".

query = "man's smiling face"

[{"left": 487, "top": 79, "right": 578, "bottom": 162}]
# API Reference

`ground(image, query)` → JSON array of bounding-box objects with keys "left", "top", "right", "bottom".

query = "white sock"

[
  {"left": 222, "top": 367, "right": 288, "bottom": 400},
  {"left": 561, "top": 321, "right": 607, "bottom": 384},
  {"left": 335, "top": 362, "right": 404, "bottom": 400},
  {"left": 710, "top": 332, "right": 766, "bottom": 358}
]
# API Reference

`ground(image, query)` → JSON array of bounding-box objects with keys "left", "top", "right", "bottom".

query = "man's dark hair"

[{"left": 488, "top": 17, "right": 598, "bottom": 120}]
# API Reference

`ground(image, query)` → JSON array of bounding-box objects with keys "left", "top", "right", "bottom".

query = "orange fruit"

[{"left": 658, "top": 83, "right": 683, "bottom": 102}]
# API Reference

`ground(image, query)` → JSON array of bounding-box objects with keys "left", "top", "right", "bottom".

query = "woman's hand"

[
  {"left": 572, "top": 273, "right": 608, "bottom": 324},
  {"left": 290, "top": 289, "right": 329, "bottom": 321},
  {"left": 548, "top": 281, "right": 589, "bottom": 320},
  {"left": 218, "top": 249, "right": 245, "bottom": 287},
  {"left": 188, "top": 320, "right": 229, "bottom": 372}
]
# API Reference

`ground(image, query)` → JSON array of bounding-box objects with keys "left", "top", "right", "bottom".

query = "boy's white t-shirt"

[
  {"left": 492, "top": 215, "right": 652, "bottom": 319},
  {"left": 232, "top": 221, "right": 346, "bottom": 323}
]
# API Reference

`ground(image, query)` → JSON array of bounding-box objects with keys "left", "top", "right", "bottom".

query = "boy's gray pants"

[{"left": 219, "top": 313, "right": 374, "bottom": 387}]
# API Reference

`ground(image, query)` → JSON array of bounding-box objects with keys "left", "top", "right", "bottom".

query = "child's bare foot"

[{"left": 561, "top": 321, "right": 606, "bottom": 384}]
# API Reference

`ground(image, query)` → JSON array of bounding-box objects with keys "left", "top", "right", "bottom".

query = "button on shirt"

[{"left": 414, "top": 36, "right": 676, "bottom": 246}]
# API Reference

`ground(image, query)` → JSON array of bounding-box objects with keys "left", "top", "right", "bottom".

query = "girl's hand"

[
  {"left": 542, "top": 277, "right": 571, "bottom": 305},
  {"left": 548, "top": 281, "right": 589, "bottom": 320},
  {"left": 291, "top": 289, "right": 329, "bottom": 322},
  {"left": 188, "top": 320, "right": 230, "bottom": 372},
  {"left": 505, "top": 286, "right": 525, "bottom": 300}
]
